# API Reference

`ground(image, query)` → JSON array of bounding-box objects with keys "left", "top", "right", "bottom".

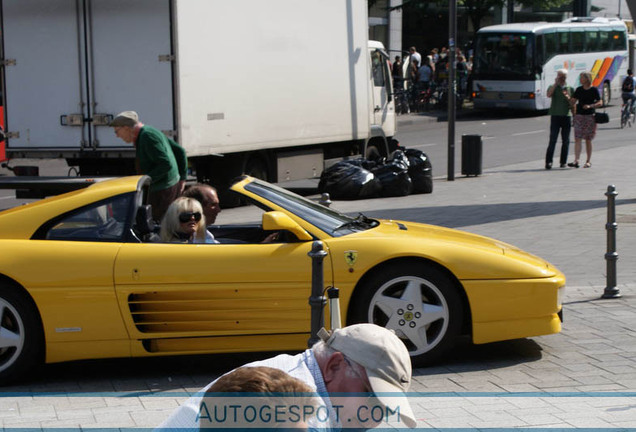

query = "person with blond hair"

[
  {"left": 569, "top": 71, "right": 602, "bottom": 168},
  {"left": 160, "top": 196, "right": 208, "bottom": 243}
]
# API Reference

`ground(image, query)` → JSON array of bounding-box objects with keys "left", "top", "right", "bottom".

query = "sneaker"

[
  {"left": 560, "top": 163, "right": 567, "bottom": 168},
  {"left": 545, "top": 163, "right": 552, "bottom": 170}
]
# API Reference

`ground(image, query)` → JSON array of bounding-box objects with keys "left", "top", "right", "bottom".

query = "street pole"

[
  {"left": 447, "top": 0, "right": 457, "bottom": 181},
  {"left": 307, "top": 241, "right": 328, "bottom": 346}
]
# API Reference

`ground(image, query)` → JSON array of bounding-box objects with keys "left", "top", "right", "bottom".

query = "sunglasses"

[{"left": 179, "top": 212, "right": 202, "bottom": 223}]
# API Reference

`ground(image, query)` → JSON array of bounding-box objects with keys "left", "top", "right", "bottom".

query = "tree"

[{"left": 371, "top": 0, "right": 572, "bottom": 32}]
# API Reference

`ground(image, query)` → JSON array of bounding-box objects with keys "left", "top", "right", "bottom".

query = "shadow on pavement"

[
  {"left": 415, "top": 338, "right": 543, "bottom": 377},
  {"left": 6, "top": 351, "right": 281, "bottom": 392},
  {"left": 408, "top": 107, "right": 545, "bottom": 123},
  {"left": 361, "top": 199, "right": 636, "bottom": 228},
  {"left": 6, "top": 338, "right": 544, "bottom": 392}
]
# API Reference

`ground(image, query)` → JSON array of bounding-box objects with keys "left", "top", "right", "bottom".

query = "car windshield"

[{"left": 243, "top": 180, "right": 378, "bottom": 237}]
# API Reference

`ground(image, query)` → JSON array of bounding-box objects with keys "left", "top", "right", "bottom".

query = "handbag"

[{"left": 594, "top": 111, "right": 609, "bottom": 124}]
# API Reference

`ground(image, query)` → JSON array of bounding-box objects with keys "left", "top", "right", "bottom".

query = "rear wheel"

[
  {"left": 602, "top": 82, "right": 611, "bottom": 107},
  {"left": 348, "top": 262, "right": 463, "bottom": 365},
  {"left": 621, "top": 106, "right": 627, "bottom": 128},
  {"left": 210, "top": 152, "right": 273, "bottom": 208},
  {"left": 0, "top": 286, "right": 43, "bottom": 384},
  {"left": 244, "top": 154, "right": 271, "bottom": 182}
]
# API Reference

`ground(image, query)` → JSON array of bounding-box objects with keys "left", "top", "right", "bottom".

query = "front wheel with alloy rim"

[
  {"left": 0, "top": 287, "right": 43, "bottom": 384},
  {"left": 348, "top": 262, "right": 463, "bottom": 366}
]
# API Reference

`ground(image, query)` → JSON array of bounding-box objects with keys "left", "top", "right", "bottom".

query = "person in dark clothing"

[
  {"left": 392, "top": 55, "right": 404, "bottom": 91},
  {"left": 545, "top": 69, "right": 574, "bottom": 169},
  {"left": 569, "top": 72, "right": 601, "bottom": 168}
]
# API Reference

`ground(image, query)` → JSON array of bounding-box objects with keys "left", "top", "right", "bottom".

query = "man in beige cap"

[
  {"left": 110, "top": 111, "right": 187, "bottom": 221},
  {"left": 157, "top": 323, "right": 417, "bottom": 430}
]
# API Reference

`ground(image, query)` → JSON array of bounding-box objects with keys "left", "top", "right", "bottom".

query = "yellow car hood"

[{"left": 359, "top": 219, "right": 558, "bottom": 279}]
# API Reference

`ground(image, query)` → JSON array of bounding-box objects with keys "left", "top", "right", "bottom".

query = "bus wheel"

[{"left": 602, "top": 82, "right": 611, "bottom": 106}]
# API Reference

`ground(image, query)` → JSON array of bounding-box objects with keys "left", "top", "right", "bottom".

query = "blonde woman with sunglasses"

[{"left": 160, "top": 197, "right": 210, "bottom": 243}]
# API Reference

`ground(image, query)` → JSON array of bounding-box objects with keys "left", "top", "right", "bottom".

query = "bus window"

[
  {"left": 610, "top": 29, "right": 626, "bottom": 50},
  {"left": 599, "top": 29, "right": 610, "bottom": 51},
  {"left": 558, "top": 31, "right": 570, "bottom": 54},
  {"left": 543, "top": 32, "right": 558, "bottom": 61},
  {"left": 536, "top": 34, "right": 545, "bottom": 65},
  {"left": 586, "top": 30, "right": 599, "bottom": 52},
  {"left": 571, "top": 31, "right": 585, "bottom": 53}
]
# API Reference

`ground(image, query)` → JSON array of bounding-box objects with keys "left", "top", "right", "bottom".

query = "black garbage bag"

[
  {"left": 370, "top": 150, "right": 413, "bottom": 197},
  {"left": 404, "top": 148, "right": 433, "bottom": 194},
  {"left": 318, "top": 159, "right": 381, "bottom": 200}
]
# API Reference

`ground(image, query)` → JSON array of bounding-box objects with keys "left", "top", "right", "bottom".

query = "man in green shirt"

[
  {"left": 110, "top": 111, "right": 187, "bottom": 221},
  {"left": 545, "top": 69, "right": 574, "bottom": 169}
]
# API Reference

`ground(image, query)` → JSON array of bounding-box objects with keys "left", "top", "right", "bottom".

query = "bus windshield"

[{"left": 474, "top": 32, "right": 536, "bottom": 80}]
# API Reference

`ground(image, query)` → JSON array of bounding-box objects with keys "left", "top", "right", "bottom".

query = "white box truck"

[{"left": 0, "top": 0, "right": 396, "bottom": 191}]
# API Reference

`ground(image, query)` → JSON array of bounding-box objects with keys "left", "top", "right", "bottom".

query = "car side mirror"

[{"left": 262, "top": 211, "right": 312, "bottom": 241}]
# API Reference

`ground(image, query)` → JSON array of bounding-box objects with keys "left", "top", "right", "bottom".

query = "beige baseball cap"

[
  {"left": 109, "top": 110, "right": 139, "bottom": 127},
  {"left": 320, "top": 324, "right": 416, "bottom": 428}
]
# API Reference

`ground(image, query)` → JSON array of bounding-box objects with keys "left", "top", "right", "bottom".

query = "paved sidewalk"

[{"left": 2, "top": 139, "right": 636, "bottom": 430}]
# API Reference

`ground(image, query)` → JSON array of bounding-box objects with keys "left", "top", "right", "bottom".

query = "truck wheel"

[
  {"left": 365, "top": 144, "right": 382, "bottom": 161},
  {"left": 0, "top": 286, "right": 43, "bottom": 384},
  {"left": 244, "top": 155, "right": 270, "bottom": 182},
  {"left": 216, "top": 152, "right": 272, "bottom": 208},
  {"left": 348, "top": 262, "right": 462, "bottom": 366}
]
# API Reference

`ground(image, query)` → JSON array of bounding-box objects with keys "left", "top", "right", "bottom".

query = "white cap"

[
  {"left": 109, "top": 110, "right": 139, "bottom": 127},
  {"left": 320, "top": 324, "right": 416, "bottom": 428}
]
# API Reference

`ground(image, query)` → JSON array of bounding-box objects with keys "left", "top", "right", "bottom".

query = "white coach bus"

[{"left": 471, "top": 17, "right": 629, "bottom": 110}]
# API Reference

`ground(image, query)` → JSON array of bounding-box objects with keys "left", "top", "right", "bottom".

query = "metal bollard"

[
  {"left": 319, "top": 193, "right": 332, "bottom": 207},
  {"left": 307, "top": 241, "right": 328, "bottom": 346},
  {"left": 602, "top": 185, "right": 621, "bottom": 299}
]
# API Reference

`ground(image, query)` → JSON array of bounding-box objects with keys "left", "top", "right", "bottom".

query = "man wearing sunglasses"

[
  {"left": 182, "top": 183, "right": 221, "bottom": 225},
  {"left": 158, "top": 323, "right": 417, "bottom": 430},
  {"left": 110, "top": 110, "right": 187, "bottom": 221}
]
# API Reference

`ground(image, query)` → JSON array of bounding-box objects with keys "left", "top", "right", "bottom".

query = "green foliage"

[{"left": 370, "top": 0, "right": 573, "bottom": 31}]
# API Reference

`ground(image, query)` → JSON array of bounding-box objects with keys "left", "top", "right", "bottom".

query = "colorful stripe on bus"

[{"left": 590, "top": 55, "right": 625, "bottom": 88}]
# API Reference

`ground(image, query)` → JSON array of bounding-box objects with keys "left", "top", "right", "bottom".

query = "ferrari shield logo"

[{"left": 344, "top": 250, "right": 358, "bottom": 266}]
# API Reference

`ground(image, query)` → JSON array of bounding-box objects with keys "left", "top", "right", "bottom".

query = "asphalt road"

[
  {"left": 0, "top": 106, "right": 609, "bottom": 210},
  {"left": 395, "top": 102, "right": 629, "bottom": 179}
]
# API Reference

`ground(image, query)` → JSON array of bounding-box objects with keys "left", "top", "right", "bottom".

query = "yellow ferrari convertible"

[{"left": 0, "top": 175, "right": 564, "bottom": 383}]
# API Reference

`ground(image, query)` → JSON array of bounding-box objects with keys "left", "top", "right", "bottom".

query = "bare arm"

[
  {"left": 570, "top": 97, "right": 577, "bottom": 115},
  {"left": 547, "top": 84, "right": 556, "bottom": 98}
]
